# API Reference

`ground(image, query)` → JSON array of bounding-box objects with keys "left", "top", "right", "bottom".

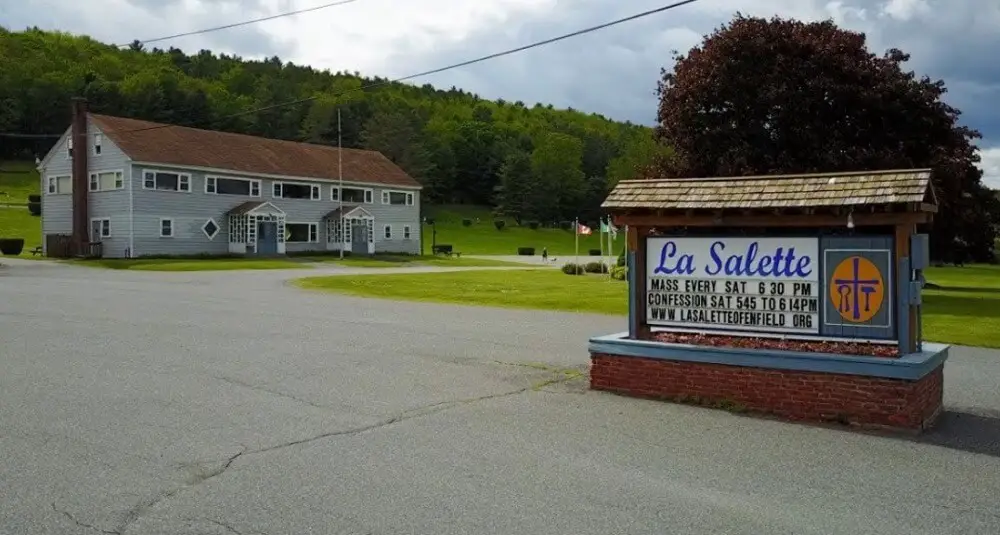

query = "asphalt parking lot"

[{"left": 2, "top": 259, "right": 999, "bottom": 535}]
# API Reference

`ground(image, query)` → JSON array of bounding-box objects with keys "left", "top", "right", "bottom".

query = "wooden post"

[
  {"left": 628, "top": 225, "right": 650, "bottom": 339},
  {"left": 895, "top": 223, "right": 916, "bottom": 353}
]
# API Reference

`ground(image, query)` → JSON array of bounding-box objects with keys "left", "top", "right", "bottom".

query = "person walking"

[{"left": 541, "top": 247, "right": 548, "bottom": 263}]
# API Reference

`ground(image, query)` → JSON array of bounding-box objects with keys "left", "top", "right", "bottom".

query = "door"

[
  {"left": 257, "top": 222, "right": 278, "bottom": 255},
  {"left": 90, "top": 220, "right": 104, "bottom": 243},
  {"left": 351, "top": 220, "right": 369, "bottom": 255}
]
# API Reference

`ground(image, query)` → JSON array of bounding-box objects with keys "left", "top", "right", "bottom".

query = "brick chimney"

[{"left": 71, "top": 97, "right": 89, "bottom": 254}]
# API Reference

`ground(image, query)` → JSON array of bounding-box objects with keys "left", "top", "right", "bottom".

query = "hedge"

[
  {"left": 561, "top": 263, "right": 585, "bottom": 275},
  {"left": 584, "top": 262, "right": 608, "bottom": 274},
  {"left": 517, "top": 247, "right": 535, "bottom": 256},
  {"left": 0, "top": 238, "right": 25, "bottom": 256}
]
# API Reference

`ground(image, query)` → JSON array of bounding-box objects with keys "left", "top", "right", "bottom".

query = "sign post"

[{"left": 589, "top": 169, "right": 948, "bottom": 433}]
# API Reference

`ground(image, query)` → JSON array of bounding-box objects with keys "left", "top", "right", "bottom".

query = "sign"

[
  {"left": 829, "top": 256, "right": 885, "bottom": 323},
  {"left": 646, "top": 237, "right": 821, "bottom": 334}
]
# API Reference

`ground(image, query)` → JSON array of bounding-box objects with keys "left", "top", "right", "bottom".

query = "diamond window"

[{"left": 202, "top": 218, "right": 220, "bottom": 240}]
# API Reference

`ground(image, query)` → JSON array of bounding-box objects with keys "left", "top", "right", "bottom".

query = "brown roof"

[
  {"left": 227, "top": 201, "right": 266, "bottom": 215},
  {"left": 323, "top": 204, "right": 364, "bottom": 219},
  {"left": 90, "top": 114, "right": 421, "bottom": 188},
  {"left": 602, "top": 169, "right": 934, "bottom": 211}
]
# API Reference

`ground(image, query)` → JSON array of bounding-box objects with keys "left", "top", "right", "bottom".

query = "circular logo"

[{"left": 829, "top": 256, "right": 885, "bottom": 323}]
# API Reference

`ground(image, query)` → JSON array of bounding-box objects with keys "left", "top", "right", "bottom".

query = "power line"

[
  {"left": 112, "top": 0, "right": 363, "bottom": 48},
  {"left": 0, "top": 0, "right": 701, "bottom": 140}
]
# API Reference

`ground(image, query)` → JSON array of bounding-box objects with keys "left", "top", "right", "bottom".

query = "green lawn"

[
  {"left": 423, "top": 205, "right": 621, "bottom": 256},
  {"left": 296, "top": 264, "right": 1000, "bottom": 349},
  {"left": 76, "top": 258, "right": 306, "bottom": 271},
  {"left": 0, "top": 161, "right": 42, "bottom": 256},
  {"left": 0, "top": 160, "right": 39, "bottom": 204},
  {"left": 68, "top": 253, "right": 526, "bottom": 271}
]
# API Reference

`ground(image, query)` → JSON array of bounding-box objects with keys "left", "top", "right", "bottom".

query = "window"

[
  {"left": 273, "top": 182, "right": 320, "bottom": 200},
  {"left": 89, "top": 171, "right": 124, "bottom": 192},
  {"left": 90, "top": 218, "right": 111, "bottom": 240},
  {"left": 206, "top": 176, "right": 261, "bottom": 197},
  {"left": 403, "top": 225, "right": 412, "bottom": 240},
  {"left": 383, "top": 224, "right": 392, "bottom": 240},
  {"left": 285, "top": 223, "right": 319, "bottom": 243},
  {"left": 143, "top": 170, "right": 191, "bottom": 192},
  {"left": 381, "top": 190, "right": 414, "bottom": 206},
  {"left": 202, "top": 218, "right": 220, "bottom": 240},
  {"left": 94, "top": 134, "right": 102, "bottom": 155},
  {"left": 46, "top": 175, "right": 72, "bottom": 194},
  {"left": 159, "top": 218, "right": 174, "bottom": 238},
  {"left": 332, "top": 187, "right": 373, "bottom": 204},
  {"left": 67, "top": 137, "right": 73, "bottom": 159}
]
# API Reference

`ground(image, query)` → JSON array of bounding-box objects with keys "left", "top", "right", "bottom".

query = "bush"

[
  {"left": 588, "top": 249, "right": 602, "bottom": 256},
  {"left": 494, "top": 219, "right": 506, "bottom": 231},
  {"left": 28, "top": 194, "right": 41, "bottom": 203},
  {"left": 424, "top": 218, "right": 435, "bottom": 225},
  {"left": 584, "top": 262, "right": 609, "bottom": 274},
  {"left": 610, "top": 266, "right": 627, "bottom": 281},
  {"left": 517, "top": 247, "right": 535, "bottom": 256},
  {"left": 0, "top": 238, "right": 25, "bottom": 256},
  {"left": 528, "top": 221, "right": 539, "bottom": 230},
  {"left": 616, "top": 249, "right": 626, "bottom": 267},
  {"left": 462, "top": 219, "right": 472, "bottom": 227},
  {"left": 27, "top": 202, "right": 41, "bottom": 216},
  {"left": 561, "top": 263, "right": 585, "bottom": 275}
]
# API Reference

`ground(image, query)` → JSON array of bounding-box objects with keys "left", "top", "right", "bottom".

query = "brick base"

[{"left": 590, "top": 353, "right": 944, "bottom": 431}]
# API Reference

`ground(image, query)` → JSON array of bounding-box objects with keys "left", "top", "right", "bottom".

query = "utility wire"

[
  {"left": 112, "top": 0, "right": 363, "bottom": 48},
  {"left": 0, "top": 0, "right": 701, "bottom": 139}
]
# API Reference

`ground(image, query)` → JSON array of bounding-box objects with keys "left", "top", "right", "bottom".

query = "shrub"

[
  {"left": 588, "top": 249, "right": 602, "bottom": 256},
  {"left": 528, "top": 221, "right": 539, "bottom": 230},
  {"left": 617, "top": 249, "right": 626, "bottom": 267},
  {"left": 462, "top": 219, "right": 472, "bottom": 227},
  {"left": 584, "top": 261, "right": 609, "bottom": 274},
  {"left": 424, "top": 218, "right": 435, "bottom": 225},
  {"left": 0, "top": 238, "right": 25, "bottom": 256},
  {"left": 517, "top": 247, "right": 535, "bottom": 256},
  {"left": 610, "top": 266, "right": 627, "bottom": 281},
  {"left": 27, "top": 202, "right": 41, "bottom": 216},
  {"left": 494, "top": 219, "right": 505, "bottom": 231},
  {"left": 561, "top": 263, "right": 585, "bottom": 275},
  {"left": 28, "top": 194, "right": 40, "bottom": 203}
]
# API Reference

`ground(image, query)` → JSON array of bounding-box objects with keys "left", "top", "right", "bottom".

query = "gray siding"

[
  {"left": 129, "top": 164, "right": 420, "bottom": 257},
  {"left": 39, "top": 121, "right": 132, "bottom": 256}
]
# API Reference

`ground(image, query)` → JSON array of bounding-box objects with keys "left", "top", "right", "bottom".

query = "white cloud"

[
  {"left": 979, "top": 147, "right": 1000, "bottom": 189},
  {"left": 3, "top": 0, "right": 1000, "bottom": 183}
]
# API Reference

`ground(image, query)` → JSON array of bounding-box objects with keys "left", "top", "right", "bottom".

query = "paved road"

[{"left": 1, "top": 260, "right": 999, "bottom": 535}]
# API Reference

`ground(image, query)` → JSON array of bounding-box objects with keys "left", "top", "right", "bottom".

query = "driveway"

[{"left": 1, "top": 260, "right": 999, "bottom": 535}]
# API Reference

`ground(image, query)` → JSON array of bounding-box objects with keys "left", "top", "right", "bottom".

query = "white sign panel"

[{"left": 645, "top": 237, "right": 821, "bottom": 334}]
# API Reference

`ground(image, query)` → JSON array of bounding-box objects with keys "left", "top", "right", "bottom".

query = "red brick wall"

[{"left": 590, "top": 353, "right": 944, "bottom": 431}]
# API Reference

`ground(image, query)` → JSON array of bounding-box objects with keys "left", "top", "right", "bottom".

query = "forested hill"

[{"left": 0, "top": 27, "right": 665, "bottom": 223}]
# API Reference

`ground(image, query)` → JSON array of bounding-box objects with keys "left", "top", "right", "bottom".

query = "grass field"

[
  {"left": 423, "top": 205, "right": 621, "bottom": 256},
  {"left": 296, "top": 264, "right": 1000, "bottom": 349},
  {"left": 0, "top": 160, "right": 39, "bottom": 205},
  {"left": 0, "top": 161, "right": 42, "bottom": 255},
  {"left": 73, "top": 254, "right": 526, "bottom": 271}
]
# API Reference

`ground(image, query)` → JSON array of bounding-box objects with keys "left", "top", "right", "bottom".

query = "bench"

[
  {"left": 432, "top": 244, "right": 461, "bottom": 257},
  {"left": 30, "top": 246, "right": 43, "bottom": 256}
]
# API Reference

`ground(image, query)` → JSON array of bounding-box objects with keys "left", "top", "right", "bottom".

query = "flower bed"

[{"left": 653, "top": 331, "right": 900, "bottom": 358}]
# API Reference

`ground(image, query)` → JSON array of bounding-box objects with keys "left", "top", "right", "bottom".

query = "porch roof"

[
  {"left": 324, "top": 205, "right": 373, "bottom": 219},
  {"left": 227, "top": 201, "right": 285, "bottom": 216}
]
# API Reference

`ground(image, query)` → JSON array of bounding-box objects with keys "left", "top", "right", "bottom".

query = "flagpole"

[
  {"left": 574, "top": 217, "right": 579, "bottom": 269},
  {"left": 599, "top": 215, "right": 605, "bottom": 270},
  {"left": 338, "top": 107, "right": 344, "bottom": 260}
]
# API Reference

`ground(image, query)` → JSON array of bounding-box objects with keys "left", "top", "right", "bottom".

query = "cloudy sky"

[{"left": 4, "top": 0, "right": 999, "bottom": 186}]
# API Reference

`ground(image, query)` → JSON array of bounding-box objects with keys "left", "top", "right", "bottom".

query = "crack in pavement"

[
  {"left": 214, "top": 375, "right": 329, "bottom": 409},
  {"left": 53, "top": 365, "right": 584, "bottom": 534},
  {"left": 51, "top": 502, "right": 120, "bottom": 535}
]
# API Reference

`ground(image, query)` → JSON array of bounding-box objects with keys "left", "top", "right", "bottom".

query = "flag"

[{"left": 577, "top": 223, "right": 592, "bottom": 236}]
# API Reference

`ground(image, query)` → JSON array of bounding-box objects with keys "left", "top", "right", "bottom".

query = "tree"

[
  {"left": 607, "top": 131, "right": 673, "bottom": 185},
  {"left": 654, "top": 14, "right": 1000, "bottom": 261},
  {"left": 494, "top": 150, "right": 536, "bottom": 224},
  {"left": 530, "top": 132, "right": 586, "bottom": 221}
]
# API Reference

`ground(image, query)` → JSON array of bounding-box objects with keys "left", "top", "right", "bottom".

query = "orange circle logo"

[{"left": 829, "top": 256, "right": 885, "bottom": 323}]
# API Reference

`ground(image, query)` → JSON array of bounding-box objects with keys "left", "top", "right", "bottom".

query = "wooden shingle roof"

[
  {"left": 602, "top": 169, "right": 935, "bottom": 212},
  {"left": 90, "top": 114, "right": 421, "bottom": 189}
]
